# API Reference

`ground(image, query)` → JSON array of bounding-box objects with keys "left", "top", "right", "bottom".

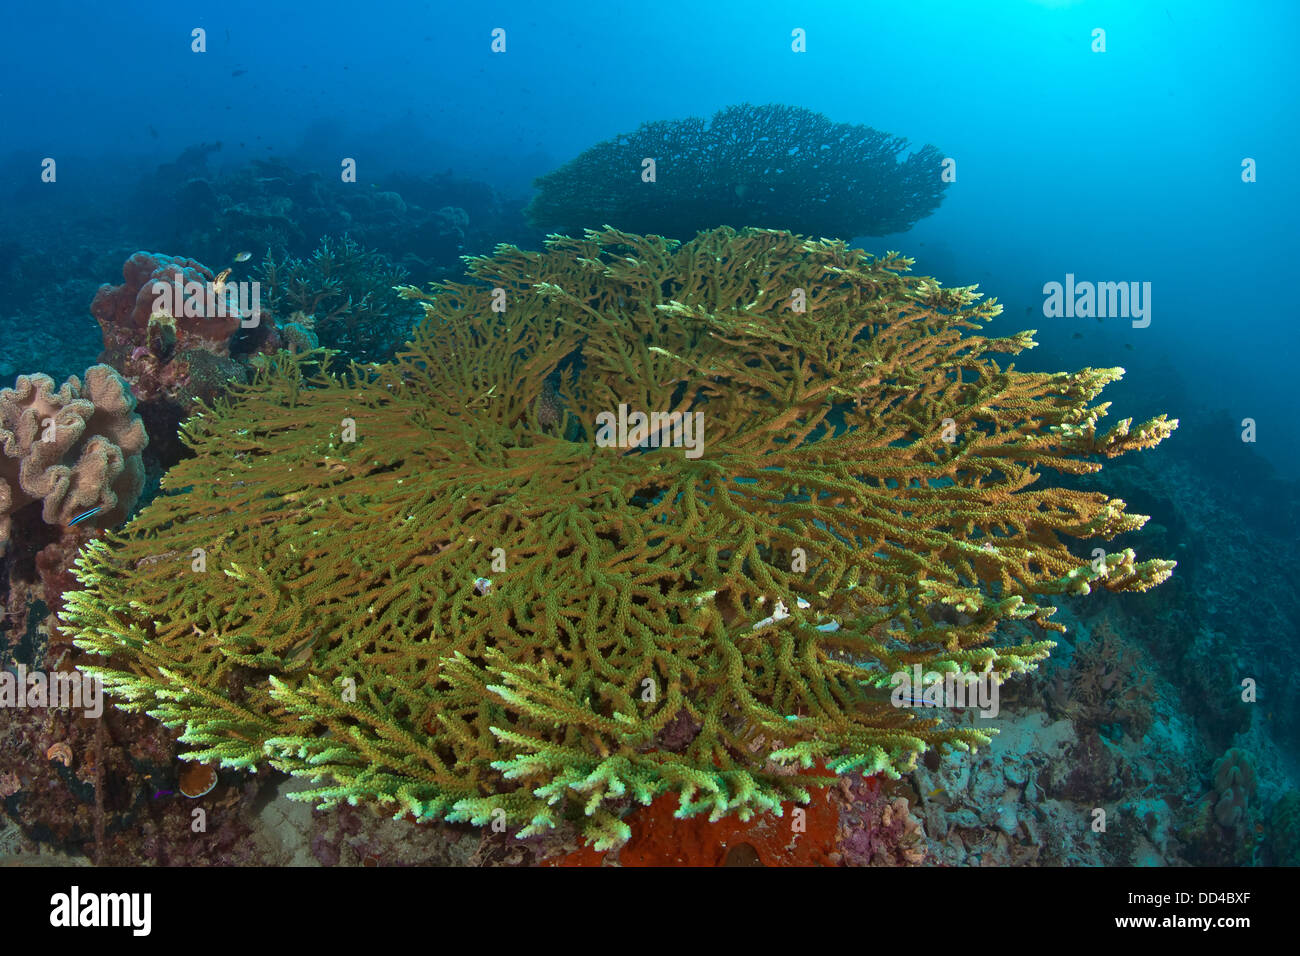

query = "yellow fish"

[
  {"left": 234, "top": 251, "right": 252, "bottom": 263},
  {"left": 212, "top": 268, "right": 232, "bottom": 294}
]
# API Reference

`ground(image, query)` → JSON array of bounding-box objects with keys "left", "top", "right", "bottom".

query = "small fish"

[
  {"left": 284, "top": 635, "right": 316, "bottom": 665},
  {"left": 152, "top": 789, "right": 174, "bottom": 799},
  {"left": 927, "top": 787, "right": 946, "bottom": 798},
  {"left": 1124, "top": 343, "right": 1134, "bottom": 351},
  {"left": 213, "top": 268, "right": 232, "bottom": 293},
  {"left": 233, "top": 251, "right": 252, "bottom": 263},
  {"left": 1072, "top": 332, "right": 1083, "bottom": 339},
  {"left": 68, "top": 506, "right": 101, "bottom": 526},
  {"left": 897, "top": 693, "right": 932, "bottom": 707},
  {"left": 232, "top": 68, "right": 247, "bottom": 77}
]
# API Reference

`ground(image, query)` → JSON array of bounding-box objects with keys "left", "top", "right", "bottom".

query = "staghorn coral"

[
  {"left": 0, "top": 366, "right": 147, "bottom": 551},
  {"left": 527, "top": 104, "right": 950, "bottom": 239},
  {"left": 257, "top": 236, "right": 420, "bottom": 362},
  {"left": 62, "top": 227, "right": 1175, "bottom": 849}
]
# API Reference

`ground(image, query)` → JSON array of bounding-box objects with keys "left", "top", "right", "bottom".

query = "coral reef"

[
  {"left": 63, "top": 226, "right": 1174, "bottom": 850},
  {"left": 279, "top": 318, "right": 320, "bottom": 354},
  {"left": 1181, "top": 747, "right": 1259, "bottom": 865},
  {"left": 257, "top": 236, "right": 420, "bottom": 361},
  {"left": 913, "top": 710, "right": 1072, "bottom": 865},
  {"left": 0, "top": 682, "right": 277, "bottom": 865},
  {"left": 832, "top": 774, "right": 928, "bottom": 866},
  {"left": 910, "top": 692, "right": 1199, "bottom": 867},
  {"left": 1267, "top": 791, "right": 1300, "bottom": 866},
  {"left": 1076, "top": 447, "right": 1300, "bottom": 756},
  {"left": 1, "top": 150, "right": 537, "bottom": 400},
  {"left": 304, "top": 794, "right": 478, "bottom": 867},
  {"left": 1210, "top": 747, "right": 1257, "bottom": 829},
  {"left": 133, "top": 154, "right": 537, "bottom": 275},
  {"left": 1046, "top": 612, "right": 1157, "bottom": 741},
  {"left": 92, "top": 252, "right": 244, "bottom": 355},
  {"left": 0, "top": 366, "right": 147, "bottom": 551},
  {"left": 0, "top": 364, "right": 164, "bottom": 864},
  {"left": 91, "top": 251, "right": 280, "bottom": 470},
  {"left": 527, "top": 104, "right": 950, "bottom": 239}
]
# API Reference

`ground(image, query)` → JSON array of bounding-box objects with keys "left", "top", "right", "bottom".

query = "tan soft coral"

[{"left": 0, "top": 365, "right": 148, "bottom": 550}]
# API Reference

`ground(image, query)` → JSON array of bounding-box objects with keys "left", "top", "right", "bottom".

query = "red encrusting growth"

[{"left": 550, "top": 771, "right": 873, "bottom": 866}]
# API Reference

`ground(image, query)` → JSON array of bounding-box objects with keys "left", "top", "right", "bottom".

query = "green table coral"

[
  {"left": 527, "top": 104, "right": 950, "bottom": 239},
  {"left": 63, "top": 227, "right": 1175, "bottom": 848}
]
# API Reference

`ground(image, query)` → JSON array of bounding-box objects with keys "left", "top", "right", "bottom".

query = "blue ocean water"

[
  {"left": 0, "top": 0, "right": 1296, "bottom": 872},
  {"left": 4, "top": 0, "right": 1295, "bottom": 468}
]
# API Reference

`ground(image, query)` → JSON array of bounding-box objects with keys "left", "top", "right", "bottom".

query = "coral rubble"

[{"left": 63, "top": 226, "right": 1175, "bottom": 849}]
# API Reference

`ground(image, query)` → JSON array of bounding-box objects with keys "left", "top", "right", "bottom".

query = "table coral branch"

[{"left": 63, "top": 227, "right": 1175, "bottom": 847}]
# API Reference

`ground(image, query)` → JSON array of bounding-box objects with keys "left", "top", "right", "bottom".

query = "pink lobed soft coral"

[{"left": 0, "top": 365, "right": 147, "bottom": 550}]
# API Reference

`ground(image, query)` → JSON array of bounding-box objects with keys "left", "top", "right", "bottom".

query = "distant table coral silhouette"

[{"left": 527, "top": 104, "right": 950, "bottom": 239}]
